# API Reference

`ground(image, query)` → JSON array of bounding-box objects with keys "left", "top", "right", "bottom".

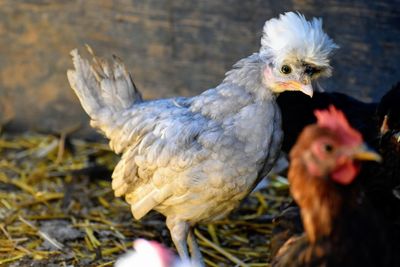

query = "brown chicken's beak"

[{"left": 352, "top": 145, "right": 382, "bottom": 162}]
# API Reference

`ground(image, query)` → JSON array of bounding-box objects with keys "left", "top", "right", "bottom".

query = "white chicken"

[{"left": 67, "top": 12, "right": 337, "bottom": 265}]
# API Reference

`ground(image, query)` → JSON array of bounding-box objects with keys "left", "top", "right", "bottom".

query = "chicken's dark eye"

[
  {"left": 304, "top": 65, "right": 320, "bottom": 76},
  {"left": 323, "top": 144, "right": 334, "bottom": 153},
  {"left": 281, "top": 65, "right": 292, "bottom": 74}
]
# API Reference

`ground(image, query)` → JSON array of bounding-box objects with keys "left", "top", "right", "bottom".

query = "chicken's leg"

[
  {"left": 188, "top": 228, "right": 205, "bottom": 267},
  {"left": 166, "top": 217, "right": 190, "bottom": 261}
]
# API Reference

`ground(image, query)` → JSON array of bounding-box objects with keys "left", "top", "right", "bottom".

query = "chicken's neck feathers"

[
  {"left": 289, "top": 161, "right": 365, "bottom": 245},
  {"left": 223, "top": 53, "right": 274, "bottom": 102}
]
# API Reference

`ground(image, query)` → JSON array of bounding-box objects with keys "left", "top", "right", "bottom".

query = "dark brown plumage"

[{"left": 272, "top": 107, "right": 390, "bottom": 267}]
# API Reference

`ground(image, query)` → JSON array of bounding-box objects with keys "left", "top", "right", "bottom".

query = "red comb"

[{"left": 314, "top": 105, "right": 363, "bottom": 146}]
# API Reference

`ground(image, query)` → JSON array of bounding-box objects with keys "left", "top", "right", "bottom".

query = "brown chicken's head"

[
  {"left": 291, "top": 106, "right": 381, "bottom": 185},
  {"left": 260, "top": 12, "right": 338, "bottom": 97}
]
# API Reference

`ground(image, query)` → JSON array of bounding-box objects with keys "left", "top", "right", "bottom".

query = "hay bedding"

[{"left": 0, "top": 132, "right": 290, "bottom": 267}]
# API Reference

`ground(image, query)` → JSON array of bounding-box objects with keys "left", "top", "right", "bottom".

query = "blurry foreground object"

[
  {"left": 273, "top": 106, "right": 390, "bottom": 267},
  {"left": 277, "top": 82, "right": 400, "bottom": 244},
  {"left": 67, "top": 12, "right": 336, "bottom": 265},
  {"left": 115, "top": 239, "right": 192, "bottom": 267}
]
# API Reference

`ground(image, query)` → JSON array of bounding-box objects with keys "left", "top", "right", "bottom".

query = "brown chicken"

[{"left": 272, "top": 106, "right": 390, "bottom": 267}]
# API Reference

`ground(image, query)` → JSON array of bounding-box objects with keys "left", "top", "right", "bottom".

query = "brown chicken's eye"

[
  {"left": 281, "top": 65, "right": 292, "bottom": 74},
  {"left": 323, "top": 144, "right": 334, "bottom": 153}
]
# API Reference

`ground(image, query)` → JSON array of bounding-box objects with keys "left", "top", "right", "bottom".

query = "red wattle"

[{"left": 331, "top": 162, "right": 360, "bottom": 185}]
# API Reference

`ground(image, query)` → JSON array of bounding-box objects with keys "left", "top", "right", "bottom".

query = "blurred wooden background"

[{"left": 0, "top": 0, "right": 399, "bottom": 136}]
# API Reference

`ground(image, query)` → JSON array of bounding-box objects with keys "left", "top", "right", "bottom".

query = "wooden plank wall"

[{"left": 0, "top": 0, "right": 399, "bottom": 135}]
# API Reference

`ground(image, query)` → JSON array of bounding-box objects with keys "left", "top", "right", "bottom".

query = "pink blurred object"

[{"left": 115, "top": 239, "right": 192, "bottom": 267}]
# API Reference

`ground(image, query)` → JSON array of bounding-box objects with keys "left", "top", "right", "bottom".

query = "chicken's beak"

[
  {"left": 299, "top": 83, "right": 313, "bottom": 98},
  {"left": 286, "top": 81, "right": 313, "bottom": 97},
  {"left": 352, "top": 145, "right": 382, "bottom": 162}
]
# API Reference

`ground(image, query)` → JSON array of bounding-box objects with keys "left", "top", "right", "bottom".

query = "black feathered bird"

[
  {"left": 277, "top": 90, "right": 377, "bottom": 153},
  {"left": 360, "top": 82, "right": 400, "bottom": 242}
]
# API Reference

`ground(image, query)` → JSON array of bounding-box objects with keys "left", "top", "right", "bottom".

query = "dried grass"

[{"left": 0, "top": 132, "right": 291, "bottom": 266}]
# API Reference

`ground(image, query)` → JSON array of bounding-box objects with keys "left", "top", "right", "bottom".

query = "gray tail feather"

[{"left": 67, "top": 46, "right": 142, "bottom": 131}]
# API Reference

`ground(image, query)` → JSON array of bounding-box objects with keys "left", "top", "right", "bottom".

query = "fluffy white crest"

[{"left": 260, "top": 12, "right": 338, "bottom": 69}]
